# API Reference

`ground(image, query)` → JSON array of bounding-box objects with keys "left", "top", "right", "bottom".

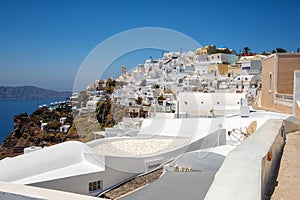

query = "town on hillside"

[
  {"left": 69, "top": 46, "right": 300, "bottom": 139},
  {"left": 1, "top": 45, "right": 300, "bottom": 200}
]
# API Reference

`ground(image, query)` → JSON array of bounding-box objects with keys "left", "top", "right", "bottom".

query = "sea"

[{"left": 0, "top": 99, "right": 65, "bottom": 143}]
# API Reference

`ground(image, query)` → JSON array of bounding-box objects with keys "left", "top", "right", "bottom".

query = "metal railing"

[{"left": 275, "top": 93, "right": 293, "bottom": 102}]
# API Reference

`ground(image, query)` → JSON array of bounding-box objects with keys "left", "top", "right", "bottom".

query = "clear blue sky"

[{"left": 0, "top": 0, "right": 299, "bottom": 91}]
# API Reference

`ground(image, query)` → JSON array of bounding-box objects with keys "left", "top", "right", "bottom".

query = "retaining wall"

[{"left": 204, "top": 119, "right": 285, "bottom": 200}]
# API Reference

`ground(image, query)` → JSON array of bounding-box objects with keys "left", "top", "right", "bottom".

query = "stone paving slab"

[{"left": 271, "top": 131, "right": 300, "bottom": 200}]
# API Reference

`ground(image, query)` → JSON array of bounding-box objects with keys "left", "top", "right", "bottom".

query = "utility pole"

[{"left": 177, "top": 100, "right": 179, "bottom": 118}]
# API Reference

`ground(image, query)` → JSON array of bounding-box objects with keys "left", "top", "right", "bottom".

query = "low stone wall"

[
  {"left": 284, "top": 116, "right": 300, "bottom": 133},
  {"left": 204, "top": 119, "right": 285, "bottom": 200}
]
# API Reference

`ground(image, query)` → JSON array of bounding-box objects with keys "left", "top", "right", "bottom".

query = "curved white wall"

[{"left": 178, "top": 92, "right": 245, "bottom": 115}]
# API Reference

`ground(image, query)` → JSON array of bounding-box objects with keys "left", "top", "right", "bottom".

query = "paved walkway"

[{"left": 271, "top": 131, "right": 300, "bottom": 200}]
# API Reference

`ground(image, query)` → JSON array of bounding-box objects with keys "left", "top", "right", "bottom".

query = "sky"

[{"left": 0, "top": 0, "right": 299, "bottom": 91}]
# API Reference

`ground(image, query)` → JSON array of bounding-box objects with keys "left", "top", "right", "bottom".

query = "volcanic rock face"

[{"left": 0, "top": 105, "right": 80, "bottom": 160}]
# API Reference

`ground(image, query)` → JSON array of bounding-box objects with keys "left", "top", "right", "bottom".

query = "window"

[
  {"left": 148, "top": 163, "right": 161, "bottom": 170},
  {"left": 89, "top": 180, "right": 103, "bottom": 192},
  {"left": 268, "top": 72, "right": 272, "bottom": 93}
]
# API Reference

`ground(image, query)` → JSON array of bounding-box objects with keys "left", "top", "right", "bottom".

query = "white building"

[
  {"left": 60, "top": 124, "right": 71, "bottom": 133},
  {"left": 0, "top": 100, "right": 293, "bottom": 198},
  {"left": 0, "top": 118, "right": 227, "bottom": 196},
  {"left": 41, "top": 122, "right": 48, "bottom": 131},
  {"left": 178, "top": 92, "right": 246, "bottom": 117},
  {"left": 241, "top": 60, "right": 262, "bottom": 75},
  {"left": 208, "top": 53, "right": 236, "bottom": 65},
  {"left": 86, "top": 100, "right": 98, "bottom": 112},
  {"left": 121, "top": 114, "right": 292, "bottom": 200},
  {"left": 0, "top": 141, "right": 105, "bottom": 195},
  {"left": 195, "top": 65, "right": 209, "bottom": 75},
  {"left": 60, "top": 117, "right": 67, "bottom": 124}
]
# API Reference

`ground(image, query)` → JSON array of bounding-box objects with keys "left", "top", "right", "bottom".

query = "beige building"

[
  {"left": 208, "top": 64, "right": 241, "bottom": 76},
  {"left": 239, "top": 54, "right": 267, "bottom": 61},
  {"left": 261, "top": 53, "right": 300, "bottom": 116},
  {"left": 196, "top": 45, "right": 217, "bottom": 55},
  {"left": 228, "top": 65, "right": 242, "bottom": 76}
]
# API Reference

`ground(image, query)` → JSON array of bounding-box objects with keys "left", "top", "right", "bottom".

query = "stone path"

[{"left": 271, "top": 131, "right": 300, "bottom": 200}]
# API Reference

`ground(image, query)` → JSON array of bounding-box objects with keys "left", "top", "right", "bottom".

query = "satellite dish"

[
  {"left": 229, "top": 120, "right": 258, "bottom": 142},
  {"left": 247, "top": 121, "right": 257, "bottom": 135}
]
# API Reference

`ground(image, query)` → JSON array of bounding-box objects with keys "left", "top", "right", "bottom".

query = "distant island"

[{"left": 0, "top": 86, "right": 72, "bottom": 100}]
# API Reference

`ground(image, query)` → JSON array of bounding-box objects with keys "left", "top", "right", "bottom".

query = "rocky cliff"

[{"left": 0, "top": 103, "right": 80, "bottom": 160}]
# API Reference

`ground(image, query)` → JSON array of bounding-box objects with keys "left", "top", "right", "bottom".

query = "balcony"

[{"left": 275, "top": 93, "right": 293, "bottom": 107}]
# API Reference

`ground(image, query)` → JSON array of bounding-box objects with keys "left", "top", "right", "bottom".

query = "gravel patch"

[
  {"left": 100, "top": 169, "right": 164, "bottom": 199},
  {"left": 92, "top": 138, "right": 190, "bottom": 157}
]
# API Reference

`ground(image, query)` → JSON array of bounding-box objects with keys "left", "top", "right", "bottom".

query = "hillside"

[
  {"left": 0, "top": 86, "right": 72, "bottom": 100},
  {"left": 0, "top": 103, "right": 80, "bottom": 160}
]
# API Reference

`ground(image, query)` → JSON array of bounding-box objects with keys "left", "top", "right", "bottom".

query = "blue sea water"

[{"left": 0, "top": 99, "right": 64, "bottom": 143}]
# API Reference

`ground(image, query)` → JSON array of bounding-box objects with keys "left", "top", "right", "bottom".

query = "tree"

[
  {"left": 45, "top": 121, "right": 61, "bottom": 131},
  {"left": 216, "top": 48, "right": 231, "bottom": 54},
  {"left": 276, "top": 48, "right": 287, "bottom": 53},
  {"left": 135, "top": 97, "right": 143, "bottom": 105},
  {"left": 153, "top": 84, "right": 160, "bottom": 89},
  {"left": 242, "top": 47, "right": 251, "bottom": 55},
  {"left": 96, "top": 99, "right": 112, "bottom": 124},
  {"left": 101, "top": 86, "right": 114, "bottom": 94},
  {"left": 297, "top": 48, "right": 300, "bottom": 53},
  {"left": 157, "top": 95, "right": 166, "bottom": 101},
  {"left": 261, "top": 51, "right": 271, "bottom": 56},
  {"left": 106, "top": 78, "right": 116, "bottom": 88},
  {"left": 105, "top": 113, "right": 115, "bottom": 128}
]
